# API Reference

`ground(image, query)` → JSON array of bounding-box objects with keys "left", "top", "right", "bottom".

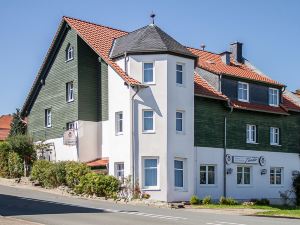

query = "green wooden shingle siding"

[
  {"left": 195, "top": 96, "right": 300, "bottom": 153},
  {"left": 28, "top": 29, "right": 78, "bottom": 141}
]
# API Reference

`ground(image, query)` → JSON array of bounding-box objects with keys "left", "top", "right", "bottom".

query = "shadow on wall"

[{"left": 0, "top": 194, "right": 109, "bottom": 216}]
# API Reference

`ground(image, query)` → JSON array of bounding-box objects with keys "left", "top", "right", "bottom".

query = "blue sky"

[{"left": 0, "top": 0, "right": 299, "bottom": 115}]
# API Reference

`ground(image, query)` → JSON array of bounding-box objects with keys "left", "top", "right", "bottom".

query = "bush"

[
  {"left": 53, "top": 161, "right": 67, "bottom": 186},
  {"left": 75, "top": 172, "right": 119, "bottom": 198},
  {"left": 249, "top": 198, "right": 270, "bottom": 205},
  {"left": 0, "top": 142, "right": 10, "bottom": 177},
  {"left": 65, "top": 161, "right": 90, "bottom": 188},
  {"left": 219, "top": 196, "right": 238, "bottom": 205},
  {"left": 202, "top": 195, "right": 212, "bottom": 205},
  {"left": 190, "top": 195, "right": 200, "bottom": 205},
  {"left": 7, "top": 151, "right": 23, "bottom": 178},
  {"left": 31, "top": 160, "right": 57, "bottom": 188},
  {"left": 293, "top": 174, "right": 300, "bottom": 206}
]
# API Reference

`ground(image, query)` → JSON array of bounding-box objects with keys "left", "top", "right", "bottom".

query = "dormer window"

[
  {"left": 66, "top": 45, "right": 74, "bottom": 61},
  {"left": 238, "top": 82, "right": 249, "bottom": 102},
  {"left": 269, "top": 88, "right": 279, "bottom": 106}
]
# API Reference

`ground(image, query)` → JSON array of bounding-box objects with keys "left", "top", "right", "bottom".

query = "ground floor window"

[
  {"left": 115, "top": 162, "right": 124, "bottom": 180},
  {"left": 237, "top": 166, "right": 251, "bottom": 185},
  {"left": 200, "top": 165, "right": 216, "bottom": 185},
  {"left": 270, "top": 167, "right": 283, "bottom": 185},
  {"left": 174, "top": 160, "right": 184, "bottom": 188},
  {"left": 143, "top": 158, "right": 158, "bottom": 188}
]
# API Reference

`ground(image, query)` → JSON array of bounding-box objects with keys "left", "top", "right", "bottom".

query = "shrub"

[
  {"left": 190, "top": 195, "right": 200, "bottom": 205},
  {"left": 202, "top": 195, "right": 212, "bottom": 205},
  {"left": 7, "top": 151, "right": 23, "bottom": 178},
  {"left": 53, "top": 161, "right": 67, "bottom": 186},
  {"left": 141, "top": 193, "right": 151, "bottom": 199},
  {"left": 75, "top": 172, "right": 119, "bottom": 198},
  {"left": 0, "top": 142, "right": 10, "bottom": 177},
  {"left": 293, "top": 174, "right": 300, "bottom": 206},
  {"left": 249, "top": 198, "right": 270, "bottom": 205},
  {"left": 65, "top": 161, "right": 90, "bottom": 188},
  {"left": 219, "top": 196, "right": 238, "bottom": 205},
  {"left": 31, "top": 160, "right": 57, "bottom": 188}
]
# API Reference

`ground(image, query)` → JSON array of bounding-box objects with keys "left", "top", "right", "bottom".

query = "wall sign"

[
  {"left": 63, "top": 130, "right": 77, "bottom": 146},
  {"left": 233, "top": 156, "right": 259, "bottom": 164}
]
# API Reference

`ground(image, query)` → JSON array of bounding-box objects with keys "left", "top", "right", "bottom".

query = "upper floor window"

[
  {"left": 237, "top": 166, "right": 251, "bottom": 185},
  {"left": 66, "top": 82, "right": 74, "bottom": 102},
  {"left": 238, "top": 82, "right": 249, "bottom": 102},
  {"left": 176, "top": 111, "right": 184, "bottom": 132},
  {"left": 143, "top": 110, "right": 154, "bottom": 132},
  {"left": 66, "top": 121, "right": 75, "bottom": 130},
  {"left": 45, "top": 108, "right": 52, "bottom": 128},
  {"left": 66, "top": 45, "right": 74, "bottom": 61},
  {"left": 176, "top": 64, "right": 183, "bottom": 85},
  {"left": 143, "top": 63, "right": 154, "bottom": 84},
  {"left": 270, "top": 127, "right": 280, "bottom": 145},
  {"left": 270, "top": 167, "right": 283, "bottom": 185},
  {"left": 115, "top": 111, "right": 123, "bottom": 135},
  {"left": 269, "top": 88, "right": 279, "bottom": 106},
  {"left": 200, "top": 165, "right": 216, "bottom": 185},
  {"left": 246, "top": 124, "right": 257, "bottom": 144}
]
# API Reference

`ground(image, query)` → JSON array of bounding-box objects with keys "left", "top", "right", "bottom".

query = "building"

[
  {"left": 0, "top": 115, "right": 13, "bottom": 141},
  {"left": 22, "top": 17, "right": 300, "bottom": 202}
]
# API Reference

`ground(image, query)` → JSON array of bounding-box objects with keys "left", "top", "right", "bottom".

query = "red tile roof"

[
  {"left": 282, "top": 95, "right": 300, "bottom": 112},
  {"left": 194, "top": 72, "right": 228, "bottom": 101},
  {"left": 0, "top": 115, "right": 12, "bottom": 141},
  {"left": 64, "top": 17, "right": 140, "bottom": 85},
  {"left": 86, "top": 158, "right": 109, "bottom": 167},
  {"left": 188, "top": 47, "right": 284, "bottom": 86}
]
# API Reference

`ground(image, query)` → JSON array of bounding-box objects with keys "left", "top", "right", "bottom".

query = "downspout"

[{"left": 224, "top": 100, "right": 233, "bottom": 198}]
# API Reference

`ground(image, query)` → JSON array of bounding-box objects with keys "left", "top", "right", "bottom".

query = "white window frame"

[
  {"left": 237, "top": 166, "right": 252, "bottom": 185},
  {"left": 246, "top": 124, "right": 257, "bottom": 144},
  {"left": 142, "top": 157, "right": 159, "bottom": 190},
  {"left": 142, "top": 109, "right": 155, "bottom": 133},
  {"left": 115, "top": 111, "right": 123, "bottom": 135},
  {"left": 270, "top": 127, "right": 280, "bottom": 145},
  {"left": 66, "top": 81, "right": 74, "bottom": 102},
  {"left": 269, "top": 88, "right": 279, "bottom": 107},
  {"left": 270, "top": 167, "right": 283, "bottom": 185},
  {"left": 174, "top": 159, "right": 184, "bottom": 189},
  {"left": 45, "top": 108, "right": 52, "bottom": 128},
  {"left": 238, "top": 82, "right": 249, "bottom": 102},
  {"left": 143, "top": 62, "right": 155, "bottom": 84},
  {"left": 176, "top": 110, "right": 184, "bottom": 133},
  {"left": 66, "top": 121, "right": 76, "bottom": 130},
  {"left": 199, "top": 164, "right": 216, "bottom": 186},
  {"left": 176, "top": 63, "right": 184, "bottom": 86},
  {"left": 66, "top": 45, "right": 74, "bottom": 61},
  {"left": 115, "top": 162, "right": 125, "bottom": 180}
]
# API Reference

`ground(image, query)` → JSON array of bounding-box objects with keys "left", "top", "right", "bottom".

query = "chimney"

[
  {"left": 230, "top": 42, "right": 243, "bottom": 63},
  {"left": 296, "top": 89, "right": 300, "bottom": 95},
  {"left": 220, "top": 51, "right": 231, "bottom": 65}
]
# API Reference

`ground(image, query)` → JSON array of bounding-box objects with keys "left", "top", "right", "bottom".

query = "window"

[
  {"left": 238, "top": 82, "right": 249, "bottom": 102},
  {"left": 115, "top": 162, "right": 124, "bottom": 179},
  {"left": 115, "top": 112, "right": 123, "bottom": 135},
  {"left": 176, "top": 64, "right": 183, "bottom": 85},
  {"left": 143, "top": 63, "right": 154, "bottom": 84},
  {"left": 66, "top": 82, "right": 74, "bottom": 102},
  {"left": 45, "top": 109, "right": 52, "bottom": 128},
  {"left": 237, "top": 166, "right": 251, "bottom": 185},
  {"left": 66, "top": 122, "right": 75, "bottom": 130},
  {"left": 270, "top": 167, "right": 283, "bottom": 185},
  {"left": 270, "top": 127, "right": 280, "bottom": 145},
  {"left": 200, "top": 165, "right": 216, "bottom": 185},
  {"left": 246, "top": 124, "right": 257, "bottom": 143},
  {"left": 176, "top": 111, "right": 184, "bottom": 132},
  {"left": 66, "top": 45, "right": 74, "bottom": 61},
  {"left": 143, "top": 110, "right": 154, "bottom": 132},
  {"left": 143, "top": 158, "right": 158, "bottom": 188},
  {"left": 174, "top": 160, "right": 184, "bottom": 188},
  {"left": 269, "top": 88, "right": 279, "bottom": 106}
]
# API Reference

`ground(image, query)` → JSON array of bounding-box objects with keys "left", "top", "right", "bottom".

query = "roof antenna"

[
  {"left": 201, "top": 43, "right": 206, "bottom": 50},
  {"left": 150, "top": 12, "right": 156, "bottom": 25}
]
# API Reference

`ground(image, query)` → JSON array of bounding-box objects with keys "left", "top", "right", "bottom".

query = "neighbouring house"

[
  {"left": 0, "top": 115, "right": 13, "bottom": 141},
  {"left": 21, "top": 16, "right": 300, "bottom": 203}
]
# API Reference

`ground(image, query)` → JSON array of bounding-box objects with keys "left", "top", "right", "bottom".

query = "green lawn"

[{"left": 191, "top": 204, "right": 300, "bottom": 218}]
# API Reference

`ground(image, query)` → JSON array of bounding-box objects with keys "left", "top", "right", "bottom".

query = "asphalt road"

[{"left": 0, "top": 185, "right": 299, "bottom": 225}]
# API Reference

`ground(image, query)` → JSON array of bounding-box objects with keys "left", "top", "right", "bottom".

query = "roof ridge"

[
  {"left": 63, "top": 16, "right": 128, "bottom": 34},
  {"left": 186, "top": 46, "right": 218, "bottom": 55}
]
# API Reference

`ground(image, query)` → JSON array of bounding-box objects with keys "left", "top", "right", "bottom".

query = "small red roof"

[
  {"left": 86, "top": 158, "right": 109, "bottom": 167},
  {"left": 0, "top": 115, "right": 12, "bottom": 141},
  {"left": 188, "top": 47, "right": 284, "bottom": 86},
  {"left": 282, "top": 94, "right": 300, "bottom": 112}
]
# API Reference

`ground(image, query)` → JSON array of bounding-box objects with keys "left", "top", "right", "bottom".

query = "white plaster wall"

[
  {"left": 45, "top": 137, "right": 78, "bottom": 162},
  {"left": 195, "top": 147, "right": 300, "bottom": 203},
  {"left": 102, "top": 65, "right": 131, "bottom": 177}
]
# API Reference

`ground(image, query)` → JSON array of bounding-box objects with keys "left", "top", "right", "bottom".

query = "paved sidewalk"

[{"left": 0, "top": 216, "right": 44, "bottom": 225}]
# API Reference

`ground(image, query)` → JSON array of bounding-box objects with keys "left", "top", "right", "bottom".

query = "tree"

[{"left": 9, "top": 108, "right": 27, "bottom": 137}]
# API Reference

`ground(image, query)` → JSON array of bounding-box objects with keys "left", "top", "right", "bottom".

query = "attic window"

[{"left": 66, "top": 45, "right": 74, "bottom": 61}]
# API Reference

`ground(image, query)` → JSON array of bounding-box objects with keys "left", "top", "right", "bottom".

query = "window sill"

[
  {"left": 246, "top": 142, "right": 259, "bottom": 145},
  {"left": 174, "top": 188, "right": 187, "bottom": 192},
  {"left": 141, "top": 188, "right": 160, "bottom": 191},
  {"left": 143, "top": 82, "right": 155, "bottom": 86},
  {"left": 45, "top": 126, "right": 52, "bottom": 129},
  {"left": 238, "top": 99, "right": 249, "bottom": 103},
  {"left": 115, "top": 133, "right": 124, "bottom": 136},
  {"left": 142, "top": 131, "right": 156, "bottom": 134},
  {"left": 269, "top": 184, "right": 284, "bottom": 188},
  {"left": 65, "top": 58, "right": 74, "bottom": 63},
  {"left": 269, "top": 104, "right": 279, "bottom": 107},
  {"left": 199, "top": 184, "right": 217, "bottom": 187},
  {"left": 176, "top": 131, "right": 185, "bottom": 135},
  {"left": 176, "top": 83, "right": 185, "bottom": 87},
  {"left": 237, "top": 184, "right": 253, "bottom": 188},
  {"left": 270, "top": 143, "right": 281, "bottom": 147},
  {"left": 67, "top": 100, "right": 74, "bottom": 103}
]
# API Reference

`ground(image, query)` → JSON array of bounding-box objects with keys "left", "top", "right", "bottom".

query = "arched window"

[{"left": 66, "top": 45, "right": 74, "bottom": 61}]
